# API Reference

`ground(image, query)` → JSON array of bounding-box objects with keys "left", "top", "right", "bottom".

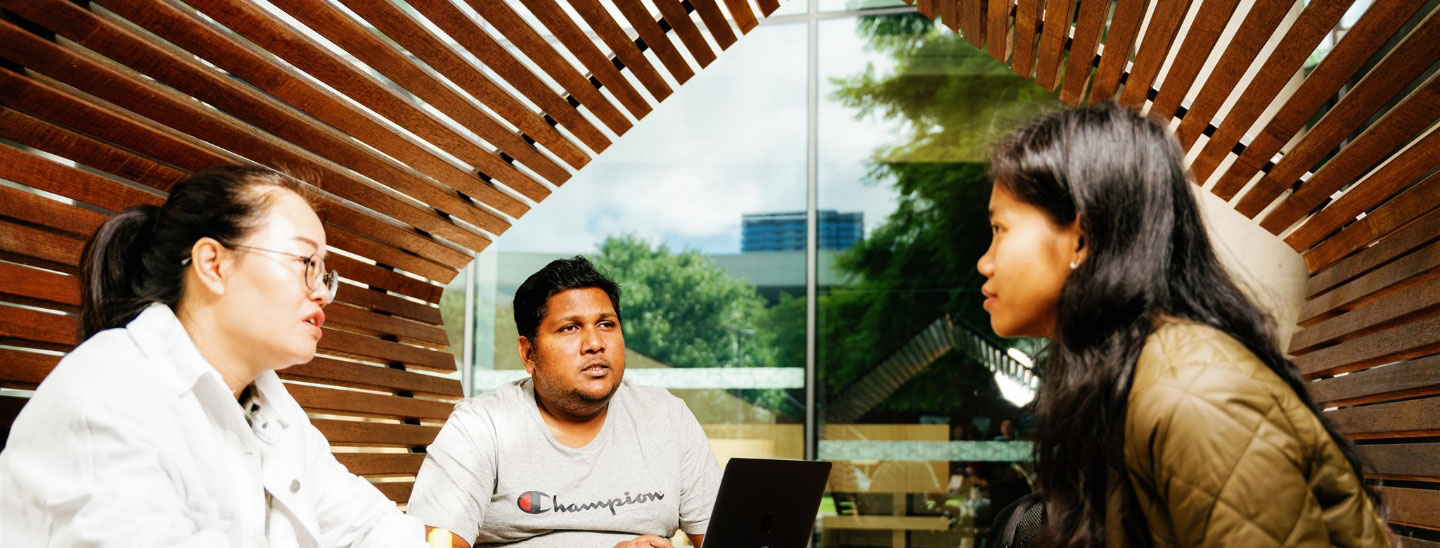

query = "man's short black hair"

[{"left": 513, "top": 256, "right": 622, "bottom": 341}]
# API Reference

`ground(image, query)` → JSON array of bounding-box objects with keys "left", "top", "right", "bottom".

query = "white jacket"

[{"left": 0, "top": 304, "right": 428, "bottom": 547}]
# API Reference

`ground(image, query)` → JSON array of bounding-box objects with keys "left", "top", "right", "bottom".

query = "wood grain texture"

[
  {"left": 1210, "top": 3, "right": 1429, "bottom": 200},
  {"left": 1086, "top": 0, "right": 1150, "bottom": 104},
  {"left": 1293, "top": 312, "right": 1440, "bottom": 378},
  {"left": 1304, "top": 171, "right": 1440, "bottom": 275},
  {"left": 1307, "top": 353, "right": 1440, "bottom": 407},
  {"left": 1118, "top": 0, "right": 1194, "bottom": 108},
  {"left": 1298, "top": 239, "right": 1440, "bottom": 326},
  {"left": 1326, "top": 397, "right": 1440, "bottom": 439},
  {"left": 286, "top": 384, "right": 456, "bottom": 421},
  {"left": 1147, "top": 0, "right": 1242, "bottom": 121},
  {"left": 1290, "top": 278, "right": 1440, "bottom": 356},
  {"left": 1056, "top": 0, "right": 1107, "bottom": 104},
  {"left": 282, "top": 356, "right": 462, "bottom": 397},
  {"left": 1031, "top": 0, "right": 1073, "bottom": 91},
  {"left": 1306, "top": 201, "right": 1440, "bottom": 298}
]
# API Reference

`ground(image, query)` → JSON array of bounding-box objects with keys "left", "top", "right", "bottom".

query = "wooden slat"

[
  {"left": 1385, "top": 486, "right": 1440, "bottom": 530},
  {"left": 1304, "top": 172, "right": 1440, "bottom": 275},
  {"left": 1031, "top": 0, "right": 1071, "bottom": 91},
  {"left": 311, "top": 418, "right": 441, "bottom": 447},
  {"left": 1290, "top": 278, "right": 1440, "bottom": 356},
  {"left": 324, "top": 302, "right": 449, "bottom": 347},
  {"left": 569, "top": 0, "right": 673, "bottom": 101},
  {"left": 0, "top": 24, "right": 497, "bottom": 257},
  {"left": 468, "top": 1, "right": 637, "bottom": 133},
  {"left": 1086, "top": 0, "right": 1148, "bottom": 104},
  {"left": 963, "top": 0, "right": 985, "bottom": 48},
  {"left": 1327, "top": 397, "right": 1440, "bottom": 439},
  {"left": 1298, "top": 239, "right": 1440, "bottom": 325},
  {"left": 328, "top": 255, "right": 442, "bottom": 305},
  {"left": 335, "top": 0, "right": 589, "bottom": 171},
  {"left": 0, "top": 304, "right": 78, "bottom": 348},
  {"left": 282, "top": 356, "right": 461, "bottom": 397},
  {"left": 0, "top": 262, "right": 79, "bottom": 310},
  {"left": 1147, "top": 0, "right": 1242, "bottom": 121},
  {"left": 1281, "top": 128, "right": 1440, "bottom": 250},
  {"left": 1359, "top": 444, "right": 1440, "bottom": 481},
  {"left": 652, "top": 0, "right": 718, "bottom": 69},
  {"left": 372, "top": 481, "right": 414, "bottom": 505},
  {"left": 755, "top": 0, "right": 780, "bottom": 17},
  {"left": 1293, "top": 313, "right": 1440, "bottom": 378},
  {"left": 1117, "top": 0, "right": 1193, "bottom": 108},
  {"left": 1393, "top": 537, "right": 1440, "bottom": 548},
  {"left": 1010, "top": 0, "right": 1041, "bottom": 78},
  {"left": 317, "top": 329, "right": 456, "bottom": 373},
  {"left": 0, "top": 108, "right": 189, "bottom": 191},
  {"left": 1306, "top": 203, "right": 1440, "bottom": 298},
  {"left": 286, "top": 384, "right": 455, "bottom": 421},
  {"left": 689, "top": 0, "right": 739, "bottom": 50},
  {"left": 257, "top": 0, "right": 564, "bottom": 195},
  {"left": 0, "top": 182, "right": 107, "bottom": 239},
  {"left": 612, "top": 0, "right": 696, "bottom": 86},
  {"left": 940, "top": 0, "right": 959, "bottom": 33},
  {"left": 325, "top": 228, "right": 454, "bottom": 286},
  {"left": 334, "top": 286, "right": 444, "bottom": 327},
  {"left": 518, "top": 0, "right": 655, "bottom": 121},
  {"left": 0, "top": 143, "right": 166, "bottom": 212},
  {"left": 335, "top": 453, "right": 426, "bottom": 477},
  {"left": 917, "top": 0, "right": 938, "bottom": 19},
  {"left": 319, "top": 206, "right": 470, "bottom": 275},
  {"left": 404, "top": 0, "right": 612, "bottom": 153},
  {"left": 0, "top": 219, "right": 84, "bottom": 272},
  {"left": 1056, "top": 0, "right": 1108, "bottom": 104},
  {"left": 1308, "top": 354, "right": 1440, "bottom": 407},
  {"left": 721, "top": 0, "right": 759, "bottom": 34},
  {"left": 986, "top": 0, "right": 1010, "bottom": 61},
  {"left": 0, "top": 348, "right": 63, "bottom": 387},
  {"left": 1254, "top": 75, "right": 1440, "bottom": 232},
  {"left": 1181, "top": 0, "right": 1351, "bottom": 156},
  {"left": 157, "top": 0, "right": 533, "bottom": 222},
  {"left": 1210, "top": 3, "right": 1429, "bottom": 200}
]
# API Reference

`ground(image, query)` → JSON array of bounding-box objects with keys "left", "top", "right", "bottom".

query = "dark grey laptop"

[{"left": 702, "top": 458, "right": 833, "bottom": 548}]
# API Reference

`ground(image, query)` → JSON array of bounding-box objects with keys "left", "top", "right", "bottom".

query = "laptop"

[{"left": 702, "top": 458, "right": 833, "bottom": 548}]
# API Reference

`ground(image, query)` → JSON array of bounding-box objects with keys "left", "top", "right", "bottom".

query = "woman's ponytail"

[{"left": 79, "top": 205, "right": 165, "bottom": 341}]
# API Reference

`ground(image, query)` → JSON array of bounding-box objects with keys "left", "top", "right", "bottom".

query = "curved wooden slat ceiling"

[{"left": 0, "top": 0, "right": 1437, "bottom": 532}]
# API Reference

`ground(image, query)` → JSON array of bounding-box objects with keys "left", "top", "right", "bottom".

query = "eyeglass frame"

[{"left": 181, "top": 242, "right": 339, "bottom": 304}]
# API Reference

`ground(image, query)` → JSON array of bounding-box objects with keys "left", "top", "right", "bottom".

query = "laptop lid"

[{"left": 702, "top": 458, "right": 832, "bottom": 548}]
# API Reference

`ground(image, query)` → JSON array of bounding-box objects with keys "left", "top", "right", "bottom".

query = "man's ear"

[
  {"left": 517, "top": 336, "right": 537, "bottom": 376},
  {"left": 188, "top": 237, "right": 230, "bottom": 299}
]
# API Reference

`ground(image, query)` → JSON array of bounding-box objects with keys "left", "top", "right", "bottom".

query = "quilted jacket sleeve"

[{"left": 1125, "top": 355, "right": 1333, "bottom": 547}]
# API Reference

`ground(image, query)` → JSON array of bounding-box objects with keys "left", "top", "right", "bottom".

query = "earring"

[{"left": 1069, "top": 260, "right": 1079, "bottom": 270}]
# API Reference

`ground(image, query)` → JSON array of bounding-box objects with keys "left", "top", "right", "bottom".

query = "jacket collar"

[{"left": 126, "top": 303, "right": 224, "bottom": 397}]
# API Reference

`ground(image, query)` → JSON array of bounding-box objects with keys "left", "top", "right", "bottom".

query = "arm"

[
  {"left": 674, "top": 402, "right": 722, "bottom": 541},
  {"left": 301, "top": 421, "right": 428, "bottom": 548},
  {"left": 1129, "top": 368, "right": 1331, "bottom": 548},
  {"left": 407, "top": 405, "right": 498, "bottom": 547}
]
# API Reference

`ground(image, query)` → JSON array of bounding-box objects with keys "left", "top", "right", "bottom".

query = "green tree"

[
  {"left": 591, "top": 234, "right": 778, "bottom": 370},
  {"left": 819, "top": 13, "right": 1060, "bottom": 416}
]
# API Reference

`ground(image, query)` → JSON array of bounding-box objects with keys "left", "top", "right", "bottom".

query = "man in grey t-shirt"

[{"left": 409, "top": 257, "right": 720, "bottom": 548}]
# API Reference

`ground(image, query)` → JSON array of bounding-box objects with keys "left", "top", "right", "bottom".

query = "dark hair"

[
  {"left": 79, "top": 165, "right": 308, "bottom": 341},
  {"left": 512, "top": 256, "right": 622, "bottom": 341},
  {"left": 988, "top": 102, "right": 1379, "bottom": 547}
]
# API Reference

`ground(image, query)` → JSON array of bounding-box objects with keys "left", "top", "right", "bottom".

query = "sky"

[{"left": 495, "top": 13, "right": 911, "bottom": 256}]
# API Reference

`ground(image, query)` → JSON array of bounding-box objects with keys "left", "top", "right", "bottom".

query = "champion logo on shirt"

[{"left": 516, "top": 490, "right": 666, "bottom": 516}]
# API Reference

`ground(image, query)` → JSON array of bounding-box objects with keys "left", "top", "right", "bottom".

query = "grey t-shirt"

[{"left": 408, "top": 378, "right": 721, "bottom": 547}]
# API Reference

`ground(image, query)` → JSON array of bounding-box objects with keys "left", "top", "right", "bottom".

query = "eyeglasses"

[{"left": 182, "top": 243, "right": 339, "bottom": 304}]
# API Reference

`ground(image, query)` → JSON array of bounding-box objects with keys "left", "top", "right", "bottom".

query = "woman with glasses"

[{"left": 0, "top": 166, "right": 436, "bottom": 546}]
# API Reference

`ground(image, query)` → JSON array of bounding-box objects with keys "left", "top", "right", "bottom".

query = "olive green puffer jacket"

[{"left": 1104, "top": 319, "right": 1391, "bottom": 547}]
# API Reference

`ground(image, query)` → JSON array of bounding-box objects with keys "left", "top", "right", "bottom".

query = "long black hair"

[
  {"left": 79, "top": 165, "right": 307, "bottom": 341},
  {"left": 988, "top": 103, "right": 1380, "bottom": 547}
]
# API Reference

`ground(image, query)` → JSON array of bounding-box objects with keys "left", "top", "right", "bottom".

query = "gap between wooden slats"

[
  {"left": 1146, "top": 0, "right": 1242, "bottom": 122},
  {"left": 1297, "top": 238, "right": 1440, "bottom": 327},
  {"left": 1290, "top": 278, "right": 1440, "bottom": 356},
  {"left": 688, "top": 0, "right": 741, "bottom": 51},
  {"left": 1247, "top": 74, "right": 1440, "bottom": 230},
  {"left": 1116, "top": 0, "right": 1193, "bottom": 108},
  {"left": 1304, "top": 171, "right": 1440, "bottom": 275},
  {"left": 1293, "top": 311, "right": 1440, "bottom": 378},
  {"left": 335, "top": 453, "right": 427, "bottom": 477},
  {"left": 517, "top": 0, "right": 656, "bottom": 122},
  {"left": 1280, "top": 128, "right": 1440, "bottom": 251},
  {"left": 1208, "top": 2, "right": 1429, "bottom": 201},
  {"left": 653, "top": 0, "right": 720, "bottom": 69},
  {"left": 611, "top": 0, "right": 697, "bottom": 87},
  {"left": 567, "top": 0, "right": 674, "bottom": 102},
  {"left": 1186, "top": 0, "right": 1353, "bottom": 178}
]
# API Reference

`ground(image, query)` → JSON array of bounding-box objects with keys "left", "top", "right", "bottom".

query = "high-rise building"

[{"left": 742, "top": 210, "right": 863, "bottom": 252}]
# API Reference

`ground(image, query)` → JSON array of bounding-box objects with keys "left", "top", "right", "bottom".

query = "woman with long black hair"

[
  {"left": 0, "top": 166, "right": 436, "bottom": 546},
  {"left": 977, "top": 103, "right": 1390, "bottom": 547}
]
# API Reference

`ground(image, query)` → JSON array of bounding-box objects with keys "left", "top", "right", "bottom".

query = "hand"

[{"left": 613, "top": 534, "right": 674, "bottom": 548}]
